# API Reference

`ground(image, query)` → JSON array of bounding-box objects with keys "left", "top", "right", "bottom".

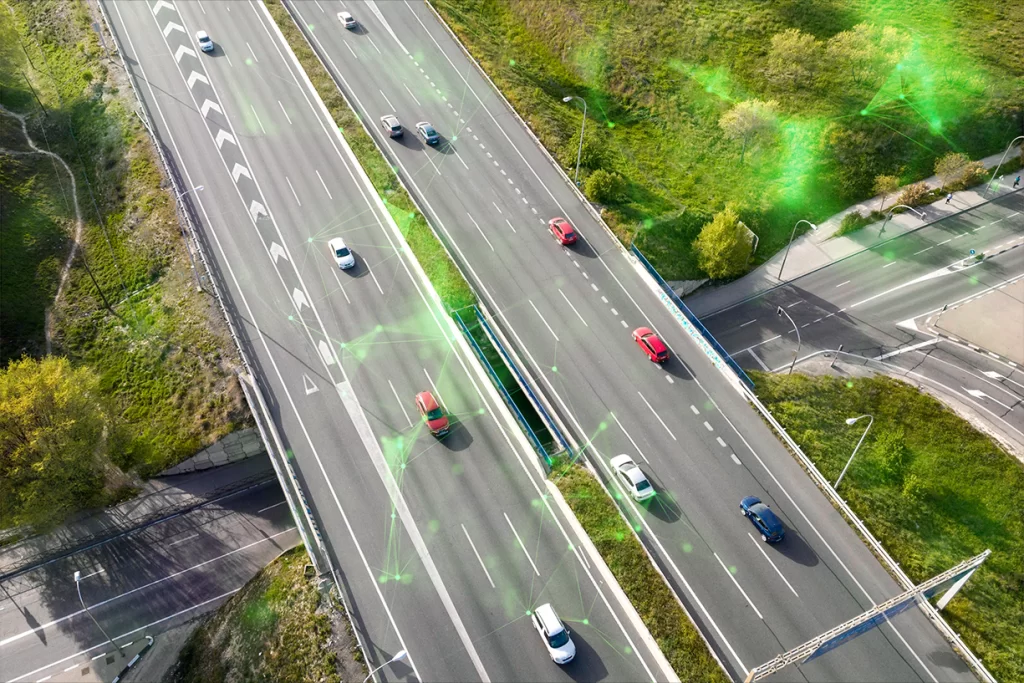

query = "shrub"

[
  {"left": 836, "top": 211, "right": 871, "bottom": 237},
  {"left": 896, "top": 181, "right": 930, "bottom": 207},
  {"left": 935, "top": 152, "right": 970, "bottom": 190},
  {"left": 948, "top": 161, "right": 987, "bottom": 191},
  {"left": 693, "top": 207, "right": 751, "bottom": 279},
  {"left": 584, "top": 169, "right": 625, "bottom": 204}
]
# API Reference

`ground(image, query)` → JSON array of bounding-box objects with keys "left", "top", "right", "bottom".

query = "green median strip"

[
  {"left": 551, "top": 458, "right": 729, "bottom": 682},
  {"left": 265, "top": 0, "right": 474, "bottom": 313}
]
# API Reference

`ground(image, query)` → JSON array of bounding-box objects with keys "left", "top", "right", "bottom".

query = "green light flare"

[
  {"left": 551, "top": 366, "right": 558, "bottom": 373},
  {"left": 682, "top": 542, "right": 692, "bottom": 553},
  {"left": 729, "top": 565, "right": 738, "bottom": 575},
  {"left": 508, "top": 59, "right": 515, "bottom": 66},
  {"left": 777, "top": 118, "right": 825, "bottom": 205}
]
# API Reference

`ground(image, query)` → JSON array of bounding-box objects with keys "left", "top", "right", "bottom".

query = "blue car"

[
  {"left": 416, "top": 122, "right": 440, "bottom": 145},
  {"left": 740, "top": 496, "right": 785, "bottom": 543}
]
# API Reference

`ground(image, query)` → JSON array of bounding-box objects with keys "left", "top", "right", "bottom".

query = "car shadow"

[
  {"left": 660, "top": 356, "right": 692, "bottom": 382},
  {"left": 776, "top": 529, "right": 820, "bottom": 567},
  {"left": 641, "top": 472, "right": 682, "bottom": 523},
  {"left": 564, "top": 232, "right": 600, "bottom": 260},
  {"left": 440, "top": 419, "right": 473, "bottom": 452},
  {"left": 391, "top": 132, "right": 424, "bottom": 151},
  {"left": 559, "top": 628, "right": 609, "bottom": 682},
  {"left": 341, "top": 256, "right": 371, "bottom": 280}
]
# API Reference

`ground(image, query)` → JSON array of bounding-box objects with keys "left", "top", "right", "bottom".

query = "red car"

[
  {"left": 415, "top": 391, "right": 449, "bottom": 437},
  {"left": 549, "top": 217, "right": 577, "bottom": 245},
  {"left": 632, "top": 327, "right": 669, "bottom": 363}
]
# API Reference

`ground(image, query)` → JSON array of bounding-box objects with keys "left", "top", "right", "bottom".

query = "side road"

[{"left": 687, "top": 151, "right": 1022, "bottom": 316}]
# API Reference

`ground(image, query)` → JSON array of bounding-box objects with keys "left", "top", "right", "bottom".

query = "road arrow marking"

[
  {"left": 248, "top": 200, "right": 266, "bottom": 222},
  {"left": 152, "top": 0, "right": 175, "bottom": 14},
  {"left": 187, "top": 71, "right": 209, "bottom": 89},
  {"left": 200, "top": 100, "right": 222, "bottom": 118},
  {"left": 318, "top": 340, "right": 335, "bottom": 366},
  {"left": 982, "top": 370, "right": 1024, "bottom": 391},
  {"left": 214, "top": 129, "right": 235, "bottom": 149},
  {"left": 163, "top": 21, "right": 184, "bottom": 37},
  {"left": 174, "top": 45, "right": 196, "bottom": 63},
  {"left": 303, "top": 375, "right": 319, "bottom": 395},
  {"left": 231, "top": 163, "right": 251, "bottom": 183},
  {"left": 963, "top": 387, "right": 1014, "bottom": 411},
  {"left": 292, "top": 288, "right": 309, "bottom": 310},
  {"left": 269, "top": 242, "right": 287, "bottom": 263}
]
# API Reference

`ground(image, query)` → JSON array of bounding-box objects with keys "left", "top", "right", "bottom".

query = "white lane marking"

[
  {"left": 225, "top": 55, "right": 234, "bottom": 67},
  {"left": 913, "top": 246, "right": 933, "bottom": 255},
  {"left": 63, "top": 664, "right": 77, "bottom": 672},
  {"left": 343, "top": 41, "right": 357, "bottom": 59},
  {"left": 364, "top": 259, "right": 385, "bottom": 295},
  {"left": 329, "top": 268, "right": 351, "bottom": 304},
  {"left": 610, "top": 308, "right": 618, "bottom": 316},
  {"left": 423, "top": 368, "right": 446, "bottom": 408},
  {"left": 953, "top": 233, "right": 967, "bottom": 239},
  {"left": 787, "top": 300, "right": 803, "bottom": 308},
  {"left": 962, "top": 387, "right": 1015, "bottom": 411},
  {"left": 835, "top": 280, "right": 850, "bottom": 288},
  {"left": 277, "top": 100, "right": 292, "bottom": 125},
  {"left": 315, "top": 169, "right": 333, "bottom": 199},
  {"left": 379, "top": 89, "right": 396, "bottom": 112},
  {"left": 716, "top": 437, "right": 727, "bottom": 448},
  {"left": 402, "top": 82, "right": 421, "bottom": 106},
  {"left": 883, "top": 261, "right": 897, "bottom": 268},
  {"left": 285, "top": 176, "right": 301, "bottom": 206},
  {"left": 611, "top": 412, "right": 650, "bottom": 464},
  {"left": 197, "top": 0, "right": 206, "bottom": 13},
  {"left": 491, "top": 201, "right": 502, "bottom": 214},
  {"left": 558, "top": 288, "right": 589, "bottom": 327},
  {"left": 529, "top": 300, "right": 559, "bottom": 342},
  {"left": 250, "top": 104, "right": 266, "bottom": 134},
  {"left": 747, "top": 348, "right": 770, "bottom": 371},
  {"left": 739, "top": 319, "right": 756, "bottom": 327},
  {"left": 257, "top": 501, "right": 287, "bottom": 513},
  {"left": 730, "top": 454, "right": 742, "bottom": 465},
  {"left": 504, "top": 512, "right": 540, "bottom": 576},
  {"left": 76, "top": 568, "right": 105, "bottom": 581},
  {"left": 620, "top": 320, "right": 628, "bottom": 328},
  {"left": 0, "top": 529, "right": 295, "bottom": 648},
  {"left": 462, "top": 524, "right": 495, "bottom": 588},
  {"left": 505, "top": 219, "right": 517, "bottom": 233},
  {"left": 313, "top": 0, "right": 323, "bottom": 10},
  {"left": 245, "top": 41, "right": 259, "bottom": 63},
  {"left": 167, "top": 532, "right": 199, "bottom": 547},
  {"left": 748, "top": 533, "right": 799, "bottom": 597},
  {"left": 703, "top": 421, "right": 713, "bottom": 431},
  {"left": 367, "top": 36, "right": 382, "bottom": 54},
  {"left": 714, "top": 552, "right": 763, "bottom": 619},
  {"left": 636, "top": 391, "right": 676, "bottom": 441},
  {"left": 938, "top": 238, "right": 952, "bottom": 245},
  {"left": 690, "top": 405, "right": 699, "bottom": 415},
  {"left": 389, "top": 379, "right": 413, "bottom": 427},
  {"left": 581, "top": 271, "right": 588, "bottom": 279},
  {"left": 467, "top": 212, "right": 494, "bottom": 251},
  {"left": 453, "top": 149, "right": 470, "bottom": 170},
  {"left": 601, "top": 296, "right": 608, "bottom": 303},
  {"left": 591, "top": 282, "right": 599, "bottom": 292}
]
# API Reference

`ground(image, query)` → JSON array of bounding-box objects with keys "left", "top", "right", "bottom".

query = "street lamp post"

[
  {"left": 835, "top": 414, "right": 873, "bottom": 490},
  {"left": 74, "top": 571, "right": 123, "bottom": 657},
  {"left": 984, "top": 136, "right": 1024, "bottom": 196},
  {"left": 777, "top": 219, "right": 816, "bottom": 282},
  {"left": 362, "top": 649, "right": 408, "bottom": 683},
  {"left": 878, "top": 204, "right": 923, "bottom": 236},
  {"left": 176, "top": 184, "right": 204, "bottom": 201},
  {"left": 776, "top": 306, "right": 801, "bottom": 375},
  {"left": 562, "top": 95, "right": 587, "bottom": 187}
]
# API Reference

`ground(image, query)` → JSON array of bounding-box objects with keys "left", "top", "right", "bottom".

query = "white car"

[
  {"left": 610, "top": 454, "right": 655, "bottom": 502},
  {"left": 380, "top": 114, "right": 403, "bottom": 138},
  {"left": 337, "top": 11, "right": 357, "bottom": 29},
  {"left": 195, "top": 30, "right": 214, "bottom": 53},
  {"left": 531, "top": 603, "right": 576, "bottom": 665},
  {"left": 328, "top": 237, "right": 356, "bottom": 270}
]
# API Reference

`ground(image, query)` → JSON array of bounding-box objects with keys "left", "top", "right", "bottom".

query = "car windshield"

[
  {"left": 636, "top": 479, "right": 651, "bottom": 491},
  {"left": 336, "top": 247, "right": 350, "bottom": 257},
  {"left": 425, "top": 127, "right": 436, "bottom": 136},
  {"left": 426, "top": 408, "right": 443, "bottom": 420},
  {"left": 547, "top": 630, "right": 570, "bottom": 648}
]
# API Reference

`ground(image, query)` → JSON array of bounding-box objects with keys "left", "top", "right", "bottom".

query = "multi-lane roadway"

[{"left": 285, "top": 1, "right": 980, "bottom": 680}]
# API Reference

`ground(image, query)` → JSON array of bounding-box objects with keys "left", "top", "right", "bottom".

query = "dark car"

[{"left": 740, "top": 496, "right": 785, "bottom": 543}]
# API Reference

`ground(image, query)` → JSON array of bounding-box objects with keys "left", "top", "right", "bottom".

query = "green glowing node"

[
  {"left": 340, "top": 342, "right": 347, "bottom": 348},
  {"left": 245, "top": 59, "right": 253, "bottom": 66},
  {"left": 478, "top": 407, "right": 485, "bottom": 415},
  {"left": 930, "top": 118, "right": 942, "bottom": 131},
  {"left": 509, "top": 59, "right": 516, "bottom": 66},
  {"left": 400, "top": 463, "right": 406, "bottom": 470},
  {"left": 846, "top": 381, "right": 854, "bottom": 388},
  {"left": 428, "top": 519, "right": 440, "bottom": 533},
  {"left": 614, "top": 492, "right": 622, "bottom": 500},
  {"left": 729, "top": 565, "right": 738, "bottom": 575},
  {"left": 378, "top": 574, "right": 387, "bottom": 583},
  {"left": 525, "top": 609, "right": 532, "bottom": 616},
  {"left": 391, "top": 512, "right": 396, "bottom": 519},
  {"left": 395, "top": 574, "right": 401, "bottom": 580},
  {"left": 634, "top": 524, "right": 642, "bottom": 532},
  {"left": 451, "top": 463, "right": 464, "bottom": 476},
  {"left": 375, "top": 324, "right": 383, "bottom": 332},
  {"left": 615, "top": 531, "right": 624, "bottom": 541},
  {"left": 582, "top": 618, "right": 589, "bottom": 625},
  {"left": 288, "top": 315, "right": 294, "bottom": 321},
  {"left": 682, "top": 542, "right": 693, "bottom": 553},
  {"left": 624, "top": 646, "right": 632, "bottom": 655},
  {"left": 898, "top": 94, "right": 906, "bottom": 100},
  {"left": 606, "top": 121, "right": 615, "bottom": 129},
  {"left": 705, "top": 86, "right": 712, "bottom": 92},
  {"left": 860, "top": 109, "right": 868, "bottom": 116},
  {"left": 551, "top": 366, "right": 558, "bottom": 373},
  {"left": 598, "top": 421, "right": 608, "bottom": 431},
  {"left": 408, "top": 212, "right": 415, "bottom": 220}
]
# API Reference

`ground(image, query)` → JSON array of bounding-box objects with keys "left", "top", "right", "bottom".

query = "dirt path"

[{"left": 0, "top": 104, "right": 83, "bottom": 352}]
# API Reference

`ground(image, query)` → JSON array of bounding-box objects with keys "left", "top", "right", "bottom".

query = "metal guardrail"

[
  {"left": 453, "top": 310, "right": 551, "bottom": 468},
  {"left": 631, "top": 245, "right": 755, "bottom": 389}
]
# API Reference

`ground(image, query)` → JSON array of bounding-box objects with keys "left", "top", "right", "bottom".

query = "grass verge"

[
  {"left": 550, "top": 457, "right": 728, "bottom": 682},
  {"left": 166, "top": 546, "right": 364, "bottom": 683},
  {"left": 751, "top": 372, "right": 1024, "bottom": 681},
  {"left": 264, "top": 0, "right": 474, "bottom": 312}
]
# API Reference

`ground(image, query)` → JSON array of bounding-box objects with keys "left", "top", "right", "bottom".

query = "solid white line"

[
  {"left": 250, "top": 104, "right": 266, "bottom": 134},
  {"left": 257, "top": 501, "right": 286, "bottom": 514},
  {"left": 423, "top": 368, "right": 446, "bottom": 408},
  {"left": 365, "top": 261, "right": 385, "bottom": 295},
  {"left": 461, "top": 524, "right": 495, "bottom": 588},
  {"left": 402, "top": 83, "right": 422, "bottom": 106},
  {"left": 315, "top": 169, "right": 333, "bottom": 199},
  {"left": 747, "top": 347, "right": 770, "bottom": 371},
  {"left": 285, "top": 176, "right": 301, "bottom": 206},
  {"left": 611, "top": 412, "right": 649, "bottom": 464},
  {"left": 504, "top": 219, "right": 516, "bottom": 233},
  {"left": 167, "top": 533, "right": 199, "bottom": 547},
  {"left": 748, "top": 533, "right": 799, "bottom": 597},
  {"left": 876, "top": 338, "right": 939, "bottom": 360},
  {"left": 453, "top": 149, "right": 469, "bottom": 170},
  {"left": 558, "top": 288, "right": 589, "bottom": 327},
  {"left": 466, "top": 212, "right": 494, "bottom": 251},
  {"left": 277, "top": 100, "right": 292, "bottom": 125},
  {"left": 739, "top": 319, "right": 756, "bottom": 327},
  {"left": 503, "top": 512, "right": 540, "bottom": 576},
  {"left": 835, "top": 280, "right": 850, "bottom": 288},
  {"left": 313, "top": 0, "right": 323, "bottom": 11},
  {"left": 330, "top": 268, "right": 351, "bottom": 304},
  {"left": 389, "top": 380, "right": 413, "bottom": 427},
  {"left": 367, "top": 36, "right": 382, "bottom": 54},
  {"left": 636, "top": 391, "right": 676, "bottom": 441},
  {"left": 246, "top": 41, "right": 259, "bottom": 63},
  {"left": 379, "top": 89, "right": 396, "bottom": 112},
  {"left": 343, "top": 41, "right": 357, "bottom": 59},
  {"left": 714, "top": 552, "right": 763, "bottom": 619},
  {"left": 529, "top": 300, "right": 559, "bottom": 342}
]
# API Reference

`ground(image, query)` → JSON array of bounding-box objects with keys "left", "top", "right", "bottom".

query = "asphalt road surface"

[
  {"left": 286, "top": 1, "right": 980, "bottom": 680},
  {"left": 101, "top": 2, "right": 668, "bottom": 682},
  {"left": 0, "top": 483, "right": 299, "bottom": 683}
]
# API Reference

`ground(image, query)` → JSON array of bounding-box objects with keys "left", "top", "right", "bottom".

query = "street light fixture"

[
  {"left": 777, "top": 219, "right": 816, "bottom": 282},
  {"left": 562, "top": 95, "right": 587, "bottom": 187},
  {"left": 74, "top": 570, "right": 124, "bottom": 657},
  {"left": 835, "top": 414, "right": 873, "bottom": 490},
  {"left": 776, "top": 306, "right": 801, "bottom": 375},
  {"left": 984, "top": 135, "right": 1024, "bottom": 196},
  {"left": 878, "top": 204, "right": 923, "bottom": 236},
  {"left": 362, "top": 649, "right": 408, "bottom": 683},
  {"left": 176, "top": 184, "right": 204, "bottom": 201}
]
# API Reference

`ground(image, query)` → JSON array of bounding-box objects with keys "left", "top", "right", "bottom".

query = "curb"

[{"left": 111, "top": 635, "right": 154, "bottom": 683}]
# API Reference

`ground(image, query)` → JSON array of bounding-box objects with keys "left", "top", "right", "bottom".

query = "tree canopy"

[{"left": 693, "top": 207, "right": 751, "bottom": 279}]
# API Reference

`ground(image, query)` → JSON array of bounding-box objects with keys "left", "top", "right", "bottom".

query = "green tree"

[
  {"left": 872, "top": 174, "right": 900, "bottom": 209},
  {"left": 0, "top": 356, "right": 110, "bottom": 529},
  {"left": 719, "top": 99, "right": 779, "bottom": 161},
  {"left": 766, "top": 28, "right": 822, "bottom": 89},
  {"left": 826, "top": 24, "right": 911, "bottom": 86},
  {"left": 584, "top": 169, "right": 625, "bottom": 204},
  {"left": 935, "top": 152, "right": 970, "bottom": 190},
  {"left": 693, "top": 207, "right": 751, "bottom": 279}
]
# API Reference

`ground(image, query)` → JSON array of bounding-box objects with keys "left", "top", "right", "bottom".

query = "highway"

[
  {"left": 697, "top": 193, "right": 1024, "bottom": 446},
  {"left": 98, "top": 2, "right": 667, "bottom": 682},
  {"left": 285, "top": 1, "right": 979, "bottom": 680},
  {"left": 0, "top": 483, "right": 299, "bottom": 683}
]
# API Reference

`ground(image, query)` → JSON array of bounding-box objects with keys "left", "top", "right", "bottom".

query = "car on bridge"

[{"left": 415, "top": 391, "right": 449, "bottom": 437}]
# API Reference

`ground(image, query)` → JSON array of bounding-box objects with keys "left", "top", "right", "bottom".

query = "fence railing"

[{"left": 631, "top": 245, "right": 755, "bottom": 389}]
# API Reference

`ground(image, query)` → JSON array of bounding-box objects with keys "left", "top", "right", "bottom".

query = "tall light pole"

[
  {"left": 777, "top": 219, "right": 816, "bottom": 282},
  {"left": 176, "top": 184, "right": 204, "bottom": 201},
  {"left": 362, "top": 649, "right": 408, "bottom": 683},
  {"left": 835, "top": 414, "right": 873, "bottom": 490},
  {"left": 562, "top": 95, "right": 587, "bottom": 187},
  {"left": 984, "top": 136, "right": 1024, "bottom": 195},
  {"left": 878, "top": 204, "right": 923, "bottom": 236},
  {"left": 776, "top": 306, "right": 801, "bottom": 375},
  {"left": 74, "top": 571, "right": 123, "bottom": 657}
]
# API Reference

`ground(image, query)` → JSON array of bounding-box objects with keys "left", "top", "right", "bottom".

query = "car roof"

[
  {"left": 755, "top": 504, "right": 783, "bottom": 530},
  {"left": 196, "top": 30, "right": 209, "bottom": 38},
  {"left": 534, "top": 604, "right": 564, "bottom": 633},
  {"left": 382, "top": 114, "right": 399, "bottom": 123},
  {"left": 416, "top": 391, "right": 438, "bottom": 410},
  {"left": 645, "top": 333, "right": 667, "bottom": 353},
  {"left": 329, "top": 237, "right": 346, "bottom": 247}
]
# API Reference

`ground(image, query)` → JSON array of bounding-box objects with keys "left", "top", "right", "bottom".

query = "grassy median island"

[
  {"left": 166, "top": 546, "right": 364, "bottom": 683},
  {"left": 751, "top": 372, "right": 1024, "bottom": 681},
  {"left": 430, "top": 0, "right": 1023, "bottom": 279},
  {"left": 265, "top": 0, "right": 474, "bottom": 313},
  {"left": 551, "top": 458, "right": 728, "bottom": 682}
]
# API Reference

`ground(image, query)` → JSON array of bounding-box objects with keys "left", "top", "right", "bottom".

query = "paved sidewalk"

[{"left": 686, "top": 151, "right": 1022, "bottom": 317}]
